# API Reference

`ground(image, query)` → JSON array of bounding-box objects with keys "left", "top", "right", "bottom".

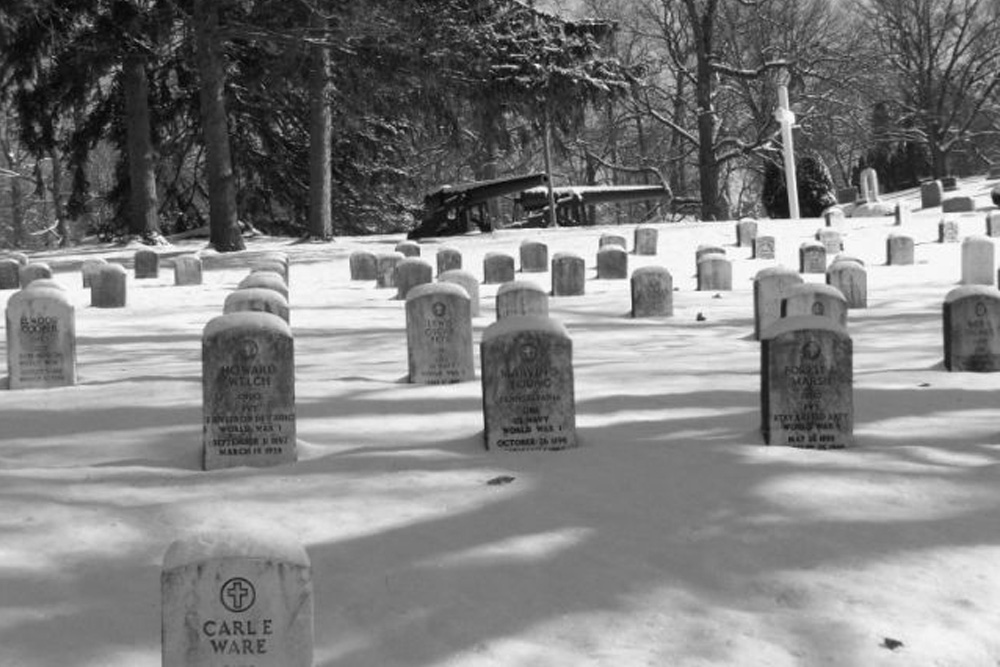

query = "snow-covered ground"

[{"left": 3, "top": 177, "right": 1000, "bottom": 667}]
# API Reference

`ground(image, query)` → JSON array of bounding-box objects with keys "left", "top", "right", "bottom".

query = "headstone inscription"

[
  {"left": 631, "top": 266, "right": 673, "bottom": 317},
  {"left": 696, "top": 254, "right": 732, "bottom": 291},
  {"left": 436, "top": 246, "right": 463, "bottom": 276},
  {"left": 349, "top": 250, "right": 378, "bottom": 281},
  {"left": 224, "top": 288, "right": 290, "bottom": 323},
  {"left": 780, "top": 283, "right": 848, "bottom": 328},
  {"left": 760, "top": 315, "right": 853, "bottom": 448},
  {"left": 375, "top": 252, "right": 404, "bottom": 288},
  {"left": 753, "top": 266, "right": 804, "bottom": 339},
  {"left": 394, "top": 257, "right": 433, "bottom": 300},
  {"left": 826, "top": 259, "right": 867, "bottom": 309},
  {"left": 405, "top": 282, "right": 474, "bottom": 384},
  {"left": 161, "top": 529, "right": 313, "bottom": 667},
  {"left": 480, "top": 315, "right": 576, "bottom": 451},
  {"left": 134, "top": 248, "right": 159, "bottom": 279},
  {"left": 395, "top": 240, "right": 421, "bottom": 257},
  {"left": 885, "top": 234, "right": 915, "bottom": 266},
  {"left": 173, "top": 255, "right": 203, "bottom": 286},
  {"left": 91, "top": 264, "right": 127, "bottom": 308},
  {"left": 921, "top": 180, "right": 944, "bottom": 208},
  {"left": 961, "top": 235, "right": 995, "bottom": 285},
  {"left": 633, "top": 227, "right": 658, "bottom": 255},
  {"left": 496, "top": 280, "right": 549, "bottom": 320},
  {"left": 943, "top": 285, "right": 1000, "bottom": 372},
  {"left": 238, "top": 272, "right": 289, "bottom": 301},
  {"left": 551, "top": 253, "right": 585, "bottom": 296},
  {"left": 943, "top": 196, "right": 975, "bottom": 213},
  {"left": 816, "top": 228, "right": 843, "bottom": 254},
  {"left": 0, "top": 258, "right": 20, "bottom": 289},
  {"left": 438, "top": 269, "right": 481, "bottom": 317},
  {"left": 939, "top": 219, "right": 960, "bottom": 243},
  {"left": 753, "top": 236, "right": 775, "bottom": 260},
  {"left": 986, "top": 211, "right": 1000, "bottom": 238},
  {"left": 798, "top": 242, "right": 827, "bottom": 274},
  {"left": 5, "top": 282, "right": 76, "bottom": 389},
  {"left": 19, "top": 262, "right": 52, "bottom": 287},
  {"left": 599, "top": 233, "right": 627, "bottom": 249},
  {"left": 80, "top": 258, "right": 108, "bottom": 288},
  {"left": 596, "top": 246, "right": 628, "bottom": 280},
  {"left": 202, "top": 312, "right": 296, "bottom": 470},
  {"left": 736, "top": 220, "right": 758, "bottom": 247},
  {"left": 519, "top": 240, "right": 549, "bottom": 273},
  {"left": 483, "top": 252, "right": 516, "bottom": 285}
]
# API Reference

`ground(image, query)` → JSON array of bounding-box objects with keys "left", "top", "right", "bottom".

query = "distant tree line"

[{"left": 0, "top": 0, "right": 997, "bottom": 249}]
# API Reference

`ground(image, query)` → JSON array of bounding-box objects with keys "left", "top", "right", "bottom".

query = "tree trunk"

[
  {"left": 307, "top": 11, "right": 333, "bottom": 240},
  {"left": 122, "top": 54, "right": 160, "bottom": 241},
  {"left": 49, "top": 147, "right": 69, "bottom": 247},
  {"left": 194, "top": 0, "right": 245, "bottom": 252},
  {"left": 542, "top": 104, "right": 557, "bottom": 228},
  {"left": 0, "top": 112, "right": 25, "bottom": 247},
  {"left": 689, "top": 0, "right": 729, "bottom": 222}
]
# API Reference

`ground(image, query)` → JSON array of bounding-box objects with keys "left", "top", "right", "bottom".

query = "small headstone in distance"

[
  {"left": 753, "top": 236, "right": 776, "bottom": 260},
  {"left": 815, "top": 228, "right": 843, "bottom": 254},
  {"left": 134, "top": 248, "right": 159, "bottom": 279},
  {"left": 986, "top": 211, "right": 1000, "bottom": 238},
  {"left": 798, "top": 242, "right": 827, "bottom": 274},
  {"left": 633, "top": 227, "right": 658, "bottom": 255},
  {"left": 921, "top": 180, "right": 943, "bottom": 208},
  {"left": 826, "top": 259, "right": 867, "bottom": 309},
  {"left": 695, "top": 245, "right": 726, "bottom": 263},
  {"left": 5, "top": 282, "right": 77, "bottom": 389},
  {"left": 202, "top": 312, "right": 296, "bottom": 470},
  {"left": 736, "top": 220, "right": 758, "bottom": 247},
  {"left": 753, "top": 266, "right": 804, "bottom": 339},
  {"left": 224, "top": 288, "right": 290, "bottom": 323},
  {"left": 942, "top": 196, "right": 975, "bottom": 213},
  {"left": 0, "top": 258, "right": 20, "bottom": 290},
  {"left": 161, "top": 528, "right": 313, "bottom": 667},
  {"left": 496, "top": 280, "right": 549, "bottom": 320},
  {"left": 961, "top": 235, "right": 995, "bottom": 285},
  {"left": 480, "top": 314, "right": 576, "bottom": 451},
  {"left": 173, "top": 255, "right": 203, "bottom": 286},
  {"left": 894, "top": 202, "right": 909, "bottom": 226},
  {"left": 859, "top": 167, "right": 880, "bottom": 202},
  {"left": 91, "top": 264, "right": 127, "bottom": 308},
  {"left": 596, "top": 246, "right": 628, "bottom": 280},
  {"left": 238, "top": 271, "right": 289, "bottom": 301},
  {"left": 940, "top": 175, "right": 958, "bottom": 191},
  {"left": 80, "top": 258, "right": 108, "bottom": 288},
  {"left": 781, "top": 283, "right": 848, "bottom": 328},
  {"left": 375, "top": 252, "right": 404, "bottom": 288},
  {"left": 943, "top": 285, "right": 1000, "bottom": 372},
  {"left": 251, "top": 261, "right": 289, "bottom": 287},
  {"left": 939, "top": 219, "right": 960, "bottom": 243},
  {"left": 438, "top": 269, "right": 481, "bottom": 317},
  {"left": 394, "top": 240, "right": 421, "bottom": 257},
  {"left": 436, "top": 246, "right": 463, "bottom": 276},
  {"left": 551, "top": 252, "right": 585, "bottom": 296},
  {"left": 349, "top": 250, "right": 378, "bottom": 281},
  {"left": 822, "top": 207, "right": 845, "bottom": 229},
  {"left": 696, "top": 254, "right": 732, "bottom": 291},
  {"left": 885, "top": 234, "right": 915, "bottom": 266},
  {"left": 483, "top": 252, "right": 516, "bottom": 285},
  {"left": 394, "top": 257, "right": 433, "bottom": 300},
  {"left": 405, "top": 282, "right": 474, "bottom": 384},
  {"left": 836, "top": 187, "right": 858, "bottom": 205},
  {"left": 631, "top": 266, "right": 673, "bottom": 318},
  {"left": 598, "top": 233, "right": 627, "bottom": 249},
  {"left": 992, "top": 184, "right": 1000, "bottom": 207},
  {"left": 19, "top": 263, "right": 52, "bottom": 288},
  {"left": 519, "top": 240, "right": 549, "bottom": 273},
  {"left": 760, "top": 315, "right": 853, "bottom": 448}
]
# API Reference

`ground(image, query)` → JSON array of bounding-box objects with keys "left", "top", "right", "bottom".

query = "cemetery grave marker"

[
  {"left": 823, "top": 207, "right": 845, "bottom": 229},
  {"left": 885, "top": 234, "right": 915, "bottom": 266},
  {"left": 238, "top": 272, "right": 289, "bottom": 301},
  {"left": 826, "top": 259, "right": 867, "bottom": 309},
  {"left": 134, "top": 248, "right": 159, "bottom": 279},
  {"left": 496, "top": 280, "right": 549, "bottom": 320},
  {"left": 939, "top": 219, "right": 960, "bottom": 243},
  {"left": 81, "top": 258, "right": 108, "bottom": 288},
  {"left": 483, "top": 252, "right": 516, "bottom": 284},
  {"left": 816, "top": 228, "right": 843, "bottom": 254},
  {"left": 633, "top": 227, "right": 658, "bottom": 255},
  {"left": 438, "top": 269, "right": 481, "bottom": 317},
  {"left": 736, "top": 220, "right": 758, "bottom": 247},
  {"left": 551, "top": 252, "right": 585, "bottom": 296},
  {"left": 753, "top": 236, "right": 775, "bottom": 260},
  {"left": 405, "top": 282, "right": 474, "bottom": 384},
  {"left": 224, "top": 288, "right": 290, "bottom": 323},
  {"left": 174, "top": 255, "right": 203, "bottom": 286},
  {"left": 943, "top": 285, "right": 1000, "bottom": 372},
  {"left": 859, "top": 167, "right": 880, "bottom": 202},
  {"left": 631, "top": 266, "right": 673, "bottom": 317},
  {"left": 753, "top": 266, "right": 804, "bottom": 339},
  {"left": 799, "top": 242, "right": 827, "bottom": 274},
  {"left": 781, "top": 283, "right": 848, "bottom": 328},
  {"left": 91, "top": 264, "right": 127, "bottom": 308},
  {"left": 942, "top": 196, "right": 975, "bottom": 213},
  {"left": 987, "top": 211, "right": 1000, "bottom": 238},
  {"left": 394, "top": 257, "right": 433, "bottom": 299},
  {"left": 894, "top": 202, "right": 909, "bottom": 226},
  {"left": 519, "top": 240, "right": 549, "bottom": 272},
  {"left": 596, "top": 246, "right": 628, "bottom": 279},
  {"left": 599, "top": 233, "right": 627, "bottom": 249},
  {"left": 696, "top": 254, "right": 732, "bottom": 291},
  {"left": 395, "top": 240, "right": 421, "bottom": 257},
  {"left": 695, "top": 245, "right": 726, "bottom": 263},
  {"left": 5, "top": 282, "right": 76, "bottom": 389},
  {"left": 349, "top": 250, "right": 378, "bottom": 281},
  {"left": 19, "top": 262, "right": 52, "bottom": 287},
  {"left": 436, "top": 246, "right": 463, "bottom": 276},
  {"left": 961, "top": 235, "right": 995, "bottom": 285},
  {"left": 376, "top": 252, "right": 404, "bottom": 288},
  {"left": 0, "top": 258, "right": 20, "bottom": 289},
  {"left": 836, "top": 187, "right": 857, "bottom": 204},
  {"left": 921, "top": 180, "right": 943, "bottom": 208}
]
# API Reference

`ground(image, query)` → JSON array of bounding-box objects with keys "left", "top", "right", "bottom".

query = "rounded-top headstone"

[
  {"left": 239, "top": 271, "right": 289, "bottom": 301},
  {"left": 405, "top": 281, "right": 474, "bottom": 384},
  {"left": 551, "top": 252, "right": 585, "bottom": 296},
  {"left": 0, "top": 258, "right": 21, "bottom": 289},
  {"left": 519, "top": 240, "right": 549, "bottom": 272},
  {"left": 736, "top": 219, "right": 758, "bottom": 247},
  {"left": 6, "top": 282, "right": 77, "bottom": 389},
  {"left": 91, "top": 264, "right": 128, "bottom": 308},
  {"left": 799, "top": 241, "right": 827, "bottom": 274},
  {"left": 631, "top": 266, "right": 673, "bottom": 318},
  {"left": 753, "top": 236, "right": 776, "bottom": 260},
  {"left": 480, "top": 314, "right": 576, "bottom": 451},
  {"left": 596, "top": 246, "right": 628, "bottom": 280},
  {"left": 349, "top": 250, "right": 378, "bottom": 281},
  {"left": 754, "top": 266, "right": 805, "bottom": 339},
  {"left": 134, "top": 248, "right": 159, "bottom": 279},
  {"left": 436, "top": 246, "right": 463, "bottom": 276},
  {"left": 376, "top": 252, "right": 405, "bottom": 288},
  {"left": 483, "top": 252, "right": 516, "bottom": 285},
  {"left": 633, "top": 227, "right": 658, "bottom": 255},
  {"left": 599, "top": 233, "right": 627, "bottom": 250},
  {"left": 395, "top": 257, "right": 433, "bottom": 299},
  {"left": 224, "top": 288, "right": 290, "bottom": 323},
  {"left": 161, "top": 528, "right": 313, "bottom": 667},
  {"left": 986, "top": 211, "right": 1000, "bottom": 238},
  {"left": 174, "top": 255, "right": 204, "bottom": 286},
  {"left": 921, "top": 180, "right": 943, "bottom": 208},
  {"left": 202, "top": 312, "right": 296, "bottom": 470},
  {"left": 826, "top": 260, "right": 867, "bottom": 309},
  {"left": 943, "top": 196, "right": 975, "bottom": 213},
  {"left": 885, "top": 234, "right": 915, "bottom": 266},
  {"left": 81, "top": 258, "right": 108, "bottom": 288},
  {"left": 395, "top": 240, "right": 421, "bottom": 257},
  {"left": 251, "top": 259, "right": 289, "bottom": 285},
  {"left": 19, "top": 262, "right": 52, "bottom": 287},
  {"left": 939, "top": 218, "right": 960, "bottom": 243},
  {"left": 961, "top": 235, "right": 995, "bottom": 285},
  {"left": 781, "top": 283, "right": 848, "bottom": 327},
  {"left": 943, "top": 285, "right": 1000, "bottom": 372},
  {"left": 695, "top": 245, "right": 726, "bottom": 262},
  {"left": 438, "top": 269, "right": 481, "bottom": 317},
  {"left": 696, "top": 254, "right": 732, "bottom": 291},
  {"left": 496, "top": 280, "right": 549, "bottom": 320}
]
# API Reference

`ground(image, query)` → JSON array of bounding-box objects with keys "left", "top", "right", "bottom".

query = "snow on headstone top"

[
  {"left": 163, "top": 528, "right": 310, "bottom": 569},
  {"left": 760, "top": 314, "right": 848, "bottom": 340}
]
